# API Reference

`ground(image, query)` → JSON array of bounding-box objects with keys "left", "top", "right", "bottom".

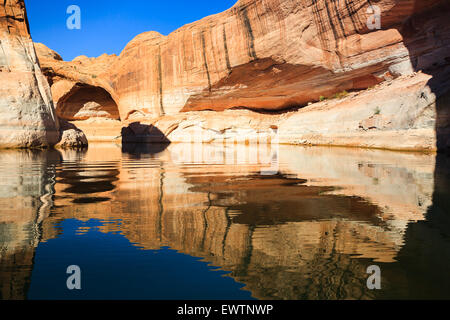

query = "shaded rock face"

[
  {"left": 56, "top": 84, "right": 120, "bottom": 121},
  {"left": 0, "top": 0, "right": 60, "bottom": 148}
]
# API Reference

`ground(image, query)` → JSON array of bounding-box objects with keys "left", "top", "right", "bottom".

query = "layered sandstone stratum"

[
  {"left": 0, "top": 0, "right": 89, "bottom": 149},
  {"left": 0, "top": 0, "right": 60, "bottom": 148},
  {"left": 2, "top": 0, "right": 450, "bottom": 150}
]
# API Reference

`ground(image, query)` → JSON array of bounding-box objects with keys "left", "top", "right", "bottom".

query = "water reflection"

[
  {"left": 1, "top": 143, "right": 449, "bottom": 299},
  {"left": 0, "top": 150, "right": 61, "bottom": 299}
]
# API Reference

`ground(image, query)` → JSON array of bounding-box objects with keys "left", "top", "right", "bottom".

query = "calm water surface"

[{"left": 1, "top": 143, "right": 450, "bottom": 300}]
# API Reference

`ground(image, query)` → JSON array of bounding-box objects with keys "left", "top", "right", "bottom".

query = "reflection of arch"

[{"left": 56, "top": 83, "right": 121, "bottom": 121}]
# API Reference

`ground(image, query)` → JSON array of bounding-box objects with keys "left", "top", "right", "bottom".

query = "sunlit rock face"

[
  {"left": 54, "top": 119, "right": 89, "bottom": 149},
  {"left": 35, "top": 0, "right": 450, "bottom": 151},
  {"left": 0, "top": 0, "right": 60, "bottom": 148},
  {"left": 127, "top": 69, "right": 448, "bottom": 151},
  {"left": 114, "top": 0, "right": 449, "bottom": 151},
  {"left": 110, "top": 0, "right": 447, "bottom": 117},
  {"left": 34, "top": 43, "right": 122, "bottom": 142},
  {"left": 0, "top": 150, "right": 61, "bottom": 299}
]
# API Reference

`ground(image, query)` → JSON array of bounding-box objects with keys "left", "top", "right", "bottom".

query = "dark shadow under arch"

[{"left": 56, "top": 83, "right": 121, "bottom": 122}]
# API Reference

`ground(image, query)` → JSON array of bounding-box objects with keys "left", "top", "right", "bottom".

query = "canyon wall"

[
  {"left": 109, "top": 0, "right": 446, "bottom": 118},
  {"left": 0, "top": 0, "right": 60, "bottom": 148},
  {"left": 36, "top": 0, "right": 450, "bottom": 151}
]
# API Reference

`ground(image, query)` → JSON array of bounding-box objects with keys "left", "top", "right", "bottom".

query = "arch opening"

[
  {"left": 56, "top": 83, "right": 123, "bottom": 142},
  {"left": 57, "top": 84, "right": 121, "bottom": 121}
]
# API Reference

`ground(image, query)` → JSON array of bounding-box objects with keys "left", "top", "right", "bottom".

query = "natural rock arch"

[{"left": 56, "top": 83, "right": 121, "bottom": 122}]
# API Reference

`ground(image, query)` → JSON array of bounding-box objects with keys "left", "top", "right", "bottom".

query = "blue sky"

[{"left": 25, "top": 0, "right": 237, "bottom": 61}]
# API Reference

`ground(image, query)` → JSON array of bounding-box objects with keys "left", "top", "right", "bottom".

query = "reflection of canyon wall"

[
  {"left": 36, "top": 144, "right": 436, "bottom": 299},
  {"left": 0, "top": 145, "right": 447, "bottom": 299},
  {"left": 384, "top": 153, "right": 450, "bottom": 299},
  {"left": 0, "top": 150, "right": 60, "bottom": 299}
]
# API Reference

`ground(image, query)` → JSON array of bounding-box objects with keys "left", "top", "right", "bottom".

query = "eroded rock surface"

[
  {"left": 0, "top": 0, "right": 60, "bottom": 148},
  {"left": 35, "top": 0, "right": 450, "bottom": 151},
  {"left": 125, "top": 71, "right": 447, "bottom": 151},
  {"left": 55, "top": 119, "right": 88, "bottom": 149},
  {"left": 109, "top": 0, "right": 449, "bottom": 118}
]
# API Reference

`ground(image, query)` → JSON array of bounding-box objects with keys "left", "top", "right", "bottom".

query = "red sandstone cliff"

[
  {"left": 108, "top": 0, "right": 448, "bottom": 118},
  {"left": 35, "top": 0, "right": 450, "bottom": 151}
]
